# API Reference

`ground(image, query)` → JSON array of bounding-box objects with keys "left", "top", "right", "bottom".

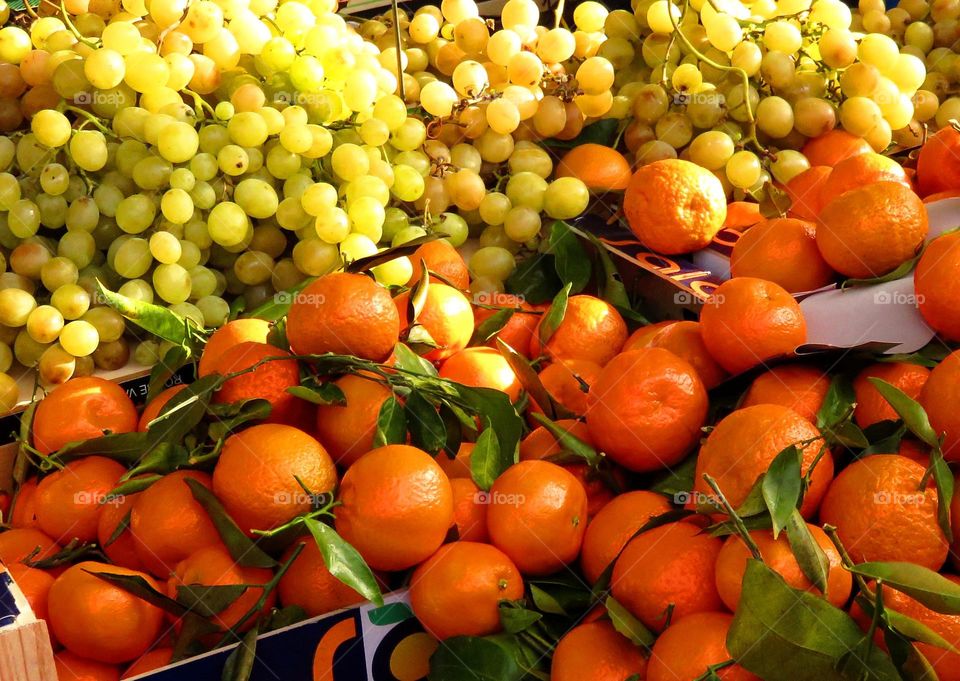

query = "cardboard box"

[{"left": 576, "top": 196, "right": 959, "bottom": 356}]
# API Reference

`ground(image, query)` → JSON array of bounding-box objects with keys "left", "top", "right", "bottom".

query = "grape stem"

[
  {"left": 554, "top": 0, "right": 565, "bottom": 29},
  {"left": 391, "top": 0, "right": 406, "bottom": 100},
  {"left": 58, "top": 0, "right": 100, "bottom": 48},
  {"left": 666, "top": 0, "right": 768, "bottom": 155},
  {"left": 63, "top": 106, "right": 114, "bottom": 137},
  {"left": 183, "top": 88, "right": 218, "bottom": 120}
]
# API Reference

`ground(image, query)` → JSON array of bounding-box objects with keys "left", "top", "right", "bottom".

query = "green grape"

[
  {"left": 218, "top": 144, "right": 250, "bottom": 176},
  {"left": 39, "top": 163, "right": 70, "bottom": 196},
  {"left": 65, "top": 197, "right": 100, "bottom": 233},
  {"left": 301, "top": 182, "right": 338, "bottom": 216},
  {"left": 0, "top": 172, "right": 20, "bottom": 211},
  {"left": 149, "top": 231, "right": 182, "bottom": 265},
  {"left": 234, "top": 250, "right": 274, "bottom": 285},
  {"left": 381, "top": 208, "right": 409, "bottom": 243},
  {"left": 188, "top": 266, "right": 217, "bottom": 299},
  {"left": 26, "top": 305, "right": 63, "bottom": 343},
  {"left": 9, "top": 200, "right": 41, "bottom": 239},
  {"left": 184, "top": 219, "right": 213, "bottom": 249},
  {"left": 157, "top": 121, "right": 200, "bottom": 164},
  {"left": 196, "top": 295, "right": 229, "bottom": 327},
  {"left": 178, "top": 240, "right": 202, "bottom": 269},
  {"left": 160, "top": 189, "right": 195, "bottom": 225},
  {"left": 347, "top": 197, "right": 385, "bottom": 242},
  {"left": 37, "top": 194, "right": 67, "bottom": 229},
  {"left": 371, "top": 256, "right": 414, "bottom": 287},
  {"left": 190, "top": 181, "right": 217, "bottom": 210},
  {"left": 31, "top": 109, "right": 71, "bottom": 148},
  {"left": 265, "top": 145, "right": 301, "bottom": 179},
  {"left": 116, "top": 194, "right": 157, "bottom": 234},
  {"left": 314, "top": 206, "right": 350, "bottom": 243},
  {"left": 58, "top": 232, "right": 96, "bottom": 269},
  {"left": 726, "top": 150, "right": 762, "bottom": 189},
  {"left": 276, "top": 197, "right": 313, "bottom": 231},
  {"left": 391, "top": 165, "right": 425, "bottom": 202},
  {"left": 59, "top": 320, "right": 98, "bottom": 357},
  {"left": 0, "top": 342, "right": 11, "bottom": 374},
  {"left": 91, "top": 338, "right": 130, "bottom": 371},
  {"left": 432, "top": 212, "right": 469, "bottom": 247},
  {"left": 469, "top": 246, "right": 516, "bottom": 280},
  {"left": 756, "top": 96, "right": 794, "bottom": 138},
  {"left": 208, "top": 202, "right": 249, "bottom": 247},
  {"left": 543, "top": 177, "right": 589, "bottom": 220},
  {"left": 93, "top": 184, "right": 124, "bottom": 218},
  {"left": 40, "top": 257, "right": 78, "bottom": 291},
  {"left": 153, "top": 263, "right": 192, "bottom": 304},
  {"left": 503, "top": 206, "right": 541, "bottom": 242},
  {"left": 234, "top": 178, "right": 279, "bottom": 219},
  {"left": 38, "top": 343, "right": 76, "bottom": 385},
  {"left": 113, "top": 237, "right": 152, "bottom": 279},
  {"left": 688, "top": 131, "right": 735, "bottom": 170},
  {"left": 133, "top": 339, "right": 161, "bottom": 365},
  {"left": 14, "top": 329, "right": 49, "bottom": 369},
  {"left": 0, "top": 288, "right": 37, "bottom": 327},
  {"left": 505, "top": 172, "right": 548, "bottom": 212},
  {"left": 339, "top": 233, "right": 378, "bottom": 262},
  {"left": 392, "top": 225, "right": 427, "bottom": 247},
  {"left": 118, "top": 279, "right": 154, "bottom": 304},
  {"left": 169, "top": 168, "right": 196, "bottom": 193},
  {"left": 292, "top": 238, "right": 341, "bottom": 276},
  {"left": 479, "top": 192, "right": 511, "bottom": 225}
]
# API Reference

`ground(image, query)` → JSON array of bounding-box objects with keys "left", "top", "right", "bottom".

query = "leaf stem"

[{"left": 703, "top": 474, "right": 762, "bottom": 559}]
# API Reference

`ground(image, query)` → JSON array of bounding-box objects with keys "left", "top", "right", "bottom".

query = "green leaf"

[
  {"left": 405, "top": 323, "right": 439, "bottom": 352},
  {"left": 122, "top": 442, "right": 189, "bottom": 480},
  {"left": 829, "top": 420, "right": 870, "bottom": 449},
  {"left": 817, "top": 375, "right": 857, "bottom": 431},
  {"left": 884, "top": 627, "right": 940, "bottom": 681},
  {"left": 438, "top": 403, "right": 463, "bottom": 458},
  {"left": 405, "top": 392, "right": 447, "bottom": 455},
  {"left": 471, "top": 308, "right": 515, "bottom": 345},
  {"left": 184, "top": 478, "right": 277, "bottom": 569},
  {"left": 373, "top": 395, "right": 407, "bottom": 448},
  {"left": 393, "top": 342, "right": 438, "bottom": 377},
  {"left": 735, "top": 478, "right": 769, "bottom": 518},
  {"left": 605, "top": 596, "right": 655, "bottom": 648},
  {"left": 851, "top": 562, "right": 960, "bottom": 614},
  {"left": 762, "top": 445, "right": 802, "bottom": 539},
  {"left": 857, "top": 595, "right": 960, "bottom": 653},
  {"left": 471, "top": 428, "right": 505, "bottom": 491},
  {"left": 528, "top": 583, "right": 566, "bottom": 615},
  {"left": 727, "top": 560, "right": 897, "bottom": 681},
  {"left": 650, "top": 455, "right": 698, "bottom": 498},
  {"left": 409, "top": 260, "right": 430, "bottom": 323},
  {"left": 498, "top": 604, "right": 542, "bottom": 634},
  {"left": 88, "top": 570, "right": 189, "bottom": 618},
  {"left": 505, "top": 255, "right": 562, "bottom": 305},
  {"left": 102, "top": 508, "right": 134, "bottom": 549},
  {"left": 868, "top": 378, "right": 939, "bottom": 447},
  {"left": 496, "top": 339, "right": 557, "bottom": 418},
  {"left": 580, "top": 230, "right": 649, "bottom": 324},
  {"left": 843, "top": 254, "right": 922, "bottom": 287},
  {"left": 304, "top": 518, "right": 383, "bottom": 606},
  {"left": 548, "top": 222, "right": 591, "bottom": 294},
  {"left": 347, "top": 234, "right": 440, "bottom": 273},
  {"left": 429, "top": 635, "right": 524, "bottom": 681},
  {"left": 784, "top": 509, "right": 830, "bottom": 595},
  {"left": 246, "top": 276, "right": 315, "bottom": 321},
  {"left": 221, "top": 626, "right": 258, "bottom": 681},
  {"left": 262, "top": 606, "right": 308, "bottom": 633},
  {"left": 207, "top": 399, "right": 273, "bottom": 441},
  {"left": 835, "top": 635, "right": 903, "bottom": 681},
  {"left": 286, "top": 384, "right": 347, "bottom": 406},
  {"left": 52, "top": 431, "right": 150, "bottom": 466},
  {"left": 529, "top": 413, "right": 599, "bottom": 466},
  {"left": 930, "top": 446, "right": 954, "bottom": 542},
  {"left": 97, "top": 280, "right": 197, "bottom": 346},
  {"left": 537, "top": 283, "right": 571, "bottom": 348},
  {"left": 147, "top": 346, "right": 189, "bottom": 402},
  {"left": 452, "top": 385, "right": 523, "bottom": 470},
  {"left": 176, "top": 584, "right": 248, "bottom": 617},
  {"left": 146, "top": 374, "right": 222, "bottom": 448}
]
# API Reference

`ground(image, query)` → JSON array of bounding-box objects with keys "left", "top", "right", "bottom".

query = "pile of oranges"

[{"left": 4, "top": 127, "right": 960, "bottom": 681}]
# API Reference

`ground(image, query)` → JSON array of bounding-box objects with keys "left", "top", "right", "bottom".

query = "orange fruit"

[
  {"left": 729, "top": 217, "right": 836, "bottom": 293},
  {"left": 409, "top": 541, "right": 523, "bottom": 640},
  {"left": 784, "top": 165, "right": 830, "bottom": 221},
  {"left": 915, "top": 231, "right": 960, "bottom": 342},
  {"left": 0, "top": 527, "right": 60, "bottom": 565},
  {"left": 586, "top": 348, "right": 708, "bottom": 472},
  {"left": 277, "top": 536, "right": 365, "bottom": 618},
  {"left": 7, "top": 563, "right": 54, "bottom": 621},
  {"left": 287, "top": 272, "right": 399, "bottom": 362},
  {"left": 472, "top": 292, "right": 543, "bottom": 358},
  {"left": 395, "top": 283, "right": 474, "bottom": 362},
  {"left": 818, "top": 152, "right": 911, "bottom": 208},
  {"left": 54, "top": 651, "right": 120, "bottom": 681},
  {"left": 723, "top": 201, "right": 762, "bottom": 229},
  {"left": 555, "top": 143, "right": 633, "bottom": 192},
  {"left": 699, "top": 277, "right": 807, "bottom": 375},
  {"left": 96, "top": 488, "right": 144, "bottom": 571},
  {"left": 48, "top": 561, "right": 165, "bottom": 664},
  {"left": 212, "top": 424, "right": 338, "bottom": 533},
  {"left": 647, "top": 612, "right": 759, "bottom": 681},
  {"left": 644, "top": 321, "right": 729, "bottom": 389},
  {"left": 820, "top": 454, "right": 948, "bottom": 570},
  {"left": 740, "top": 364, "right": 831, "bottom": 424},
  {"left": 197, "top": 318, "right": 270, "bottom": 377},
  {"left": 623, "top": 159, "right": 728, "bottom": 254},
  {"left": 801, "top": 129, "right": 871, "bottom": 167},
  {"left": 917, "top": 125, "right": 960, "bottom": 197},
  {"left": 137, "top": 384, "right": 187, "bottom": 431},
  {"left": 335, "top": 445, "right": 453, "bottom": 571},
  {"left": 921, "top": 349, "right": 960, "bottom": 461},
  {"left": 406, "top": 239, "right": 470, "bottom": 290},
  {"left": 168, "top": 544, "right": 275, "bottom": 632},
  {"left": 611, "top": 521, "right": 724, "bottom": 632},
  {"left": 315, "top": 374, "right": 393, "bottom": 468},
  {"left": 10, "top": 477, "right": 39, "bottom": 529},
  {"left": 450, "top": 477, "right": 489, "bottom": 542},
  {"left": 438, "top": 347, "right": 521, "bottom": 402},
  {"left": 530, "top": 295, "right": 627, "bottom": 366},
  {"left": 121, "top": 649, "right": 174, "bottom": 679},
  {"left": 853, "top": 361, "right": 931, "bottom": 429},
  {"left": 580, "top": 490, "right": 673, "bottom": 584},
  {"left": 529, "top": 358, "right": 601, "bottom": 417},
  {"left": 209, "top": 341, "right": 308, "bottom": 426},
  {"left": 550, "top": 620, "right": 647, "bottom": 681},
  {"left": 622, "top": 320, "right": 674, "bottom": 352},
  {"left": 715, "top": 525, "right": 851, "bottom": 611},
  {"left": 35, "top": 456, "right": 126, "bottom": 543},
  {"left": 817, "top": 182, "right": 927, "bottom": 279},
  {"left": 486, "top": 460, "right": 588, "bottom": 576},
  {"left": 519, "top": 419, "right": 593, "bottom": 461},
  {"left": 693, "top": 404, "right": 833, "bottom": 517},
  {"left": 437, "top": 442, "right": 474, "bottom": 479},
  {"left": 129, "top": 471, "right": 221, "bottom": 578},
  {"left": 33, "top": 377, "right": 138, "bottom": 455},
  {"left": 866, "top": 577, "right": 960, "bottom": 681},
  {"left": 923, "top": 189, "right": 960, "bottom": 202}
]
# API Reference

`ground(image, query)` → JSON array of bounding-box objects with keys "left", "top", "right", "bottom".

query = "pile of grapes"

[{"left": 0, "top": 0, "right": 950, "bottom": 397}]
